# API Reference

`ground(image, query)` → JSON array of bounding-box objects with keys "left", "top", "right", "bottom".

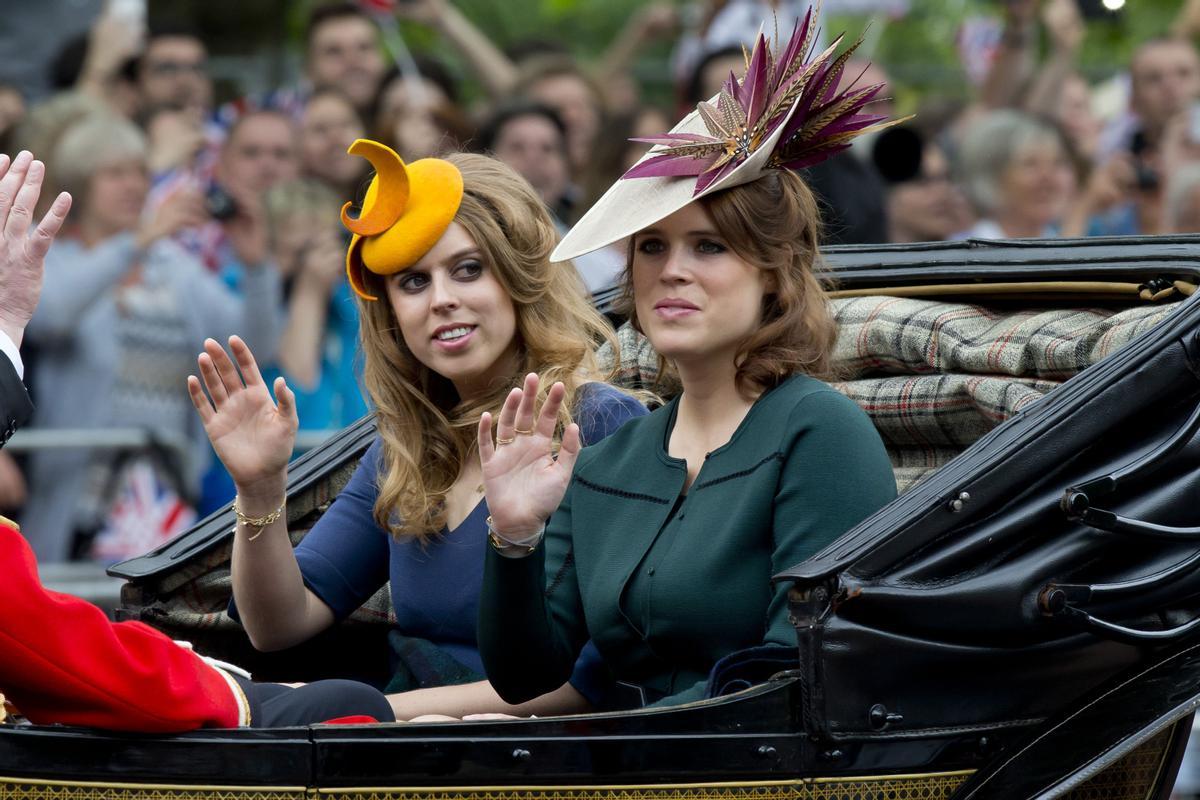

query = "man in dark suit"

[{"left": 0, "top": 150, "right": 72, "bottom": 446}]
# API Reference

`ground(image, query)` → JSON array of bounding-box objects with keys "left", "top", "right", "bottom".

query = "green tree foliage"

[
  {"left": 415, "top": 0, "right": 1183, "bottom": 107},
  {"left": 181, "top": 0, "right": 1189, "bottom": 106},
  {"left": 839, "top": 0, "right": 1180, "bottom": 99}
]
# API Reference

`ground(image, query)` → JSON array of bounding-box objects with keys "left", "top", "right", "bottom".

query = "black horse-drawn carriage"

[{"left": 4, "top": 235, "right": 1200, "bottom": 800}]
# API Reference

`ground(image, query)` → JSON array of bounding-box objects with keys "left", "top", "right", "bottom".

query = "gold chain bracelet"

[{"left": 233, "top": 496, "right": 285, "bottom": 541}]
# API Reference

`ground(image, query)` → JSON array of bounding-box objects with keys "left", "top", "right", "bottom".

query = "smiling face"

[
  {"left": 1132, "top": 39, "right": 1200, "bottom": 138},
  {"left": 138, "top": 35, "right": 212, "bottom": 114},
  {"left": 378, "top": 75, "right": 450, "bottom": 162},
  {"left": 218, "top": 113, "right": 300, "bottom": 197},
  {"left": 890, "top": 145, "right": 962, "bottom": 242},
  {"left": 527, "top": 72, "right": 600, "bottom": 172},
  {"left": 383, "top": 222, "right": 520, "bottom": 401},
  {"left": 300, "top": 92, "right": 366, "bottom": 189},
  {"left": 307, "top": 15, "right": 385, "bottom": 110},
  {"left": 492, "top": 113, "right": 569, "bottom": 208},
  {"left": 631, "top": 202, "right": 772, "bottom": 371},
  {"left": 997, "top": 135, "right": 1075, "bottom": 229},
  {"left": 85, "top": 158, "right": 151, "bottom": 235}
]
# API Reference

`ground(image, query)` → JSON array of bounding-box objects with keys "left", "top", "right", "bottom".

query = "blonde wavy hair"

[
  {"left": 621, "top": 169, "right": 837, "bottom": 398},
  {"left": 357, "top": 153, "right": 615, "bottom": 540}
]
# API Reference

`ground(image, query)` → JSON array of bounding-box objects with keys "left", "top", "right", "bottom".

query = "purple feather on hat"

[{"left": 620, "top": 4, "right": 906, "bottom": 195}]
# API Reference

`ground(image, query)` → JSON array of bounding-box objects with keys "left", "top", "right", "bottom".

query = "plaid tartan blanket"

[{"left": 597, "top": 297, "right": 1179, "bottom": 492}]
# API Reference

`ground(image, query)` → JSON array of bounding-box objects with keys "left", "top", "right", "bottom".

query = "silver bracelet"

[{"left": 486, "top": 515, "right": 545, "bottom": 557}]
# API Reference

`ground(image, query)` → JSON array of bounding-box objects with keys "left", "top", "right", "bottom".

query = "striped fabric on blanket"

[
  {"left": 831, "top": 297, "right": 1175, "bottom": 380},
  {"left": 832, "top": 374, "right": 1059, "bottom": 491},
  {"left": 596, "top": 297, "right": 1180, "bottom": 492}
]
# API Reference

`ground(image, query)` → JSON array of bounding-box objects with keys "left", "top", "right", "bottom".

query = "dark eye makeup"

[
  {"left": 633, "top": 237, "right": 727, "bottom": 257},
  {"left": 393, "top": 259, "right": 484, "bottom": 293},
  {"left": 634, "top": 237, "right": 666, "bottom": 255},
  {"left": 396, "top": 271, "right": 430, "bottom": 293},
  {"left": 453, "top": 260, "right": 484, "bottom": 279}
]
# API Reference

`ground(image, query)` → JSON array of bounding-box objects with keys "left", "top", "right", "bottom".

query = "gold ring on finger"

[
  {"left": 496, "top": 436, "right": 516, "bottom": 446},
  {"left": 513, "top": 428, "right": 534, "bottom": 436}
]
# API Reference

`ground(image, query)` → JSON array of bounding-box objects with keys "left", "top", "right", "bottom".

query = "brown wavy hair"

[
  {"left": 357, "top": 153, "right": 615, "bottom": 540},
  {"left": 622, "top": 169, "right": 837, "bottom": 398}
]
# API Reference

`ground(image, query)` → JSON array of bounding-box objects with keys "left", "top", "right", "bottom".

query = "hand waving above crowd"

[{"left": 0, "top": 151, "right": 71, "bottom": 349}]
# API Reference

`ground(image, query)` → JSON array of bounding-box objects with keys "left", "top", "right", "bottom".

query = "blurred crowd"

[{"left": 1, "top": 0, "right": 1199, "bottom": 564}]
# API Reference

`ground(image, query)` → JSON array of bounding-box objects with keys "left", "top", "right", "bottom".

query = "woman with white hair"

[
  {"left": 954, "top": 110, "right": 1077, "bottom": 239},
  {"left": 20, "top": 113, "right": 281, "bottom": 563}
]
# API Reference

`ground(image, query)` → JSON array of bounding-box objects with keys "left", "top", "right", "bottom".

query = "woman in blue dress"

[{"left": 190, "top": 145, "right": 645, "bottom": 721}]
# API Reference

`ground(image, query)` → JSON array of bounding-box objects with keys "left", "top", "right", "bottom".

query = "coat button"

[{"left": 647, "top": 567, "right": 655, "bottom": 576}]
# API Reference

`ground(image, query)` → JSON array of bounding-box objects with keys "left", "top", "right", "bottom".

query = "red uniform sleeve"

[{"left": 0, "top": 521, "right": 243, "bottom": 732}]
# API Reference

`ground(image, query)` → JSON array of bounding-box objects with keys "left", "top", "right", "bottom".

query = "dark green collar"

[
  {"left": 576, "top": 374, "right": 814, "bottom": 502},
  {"left": 653, "top": 375, "right": 804, "bottom": 469}
]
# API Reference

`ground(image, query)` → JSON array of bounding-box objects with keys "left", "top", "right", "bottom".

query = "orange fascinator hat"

[{"left": 342, "top": 139, "right": 464, "bottom": 300}]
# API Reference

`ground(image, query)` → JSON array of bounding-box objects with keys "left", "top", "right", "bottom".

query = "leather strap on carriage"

[{"left": 829, "top": 279, "right": 1199, "bottom": 302}]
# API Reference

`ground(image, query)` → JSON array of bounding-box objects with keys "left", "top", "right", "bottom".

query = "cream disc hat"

[{"left": 552, "top": 7, "right": 906, "bottom": 263}]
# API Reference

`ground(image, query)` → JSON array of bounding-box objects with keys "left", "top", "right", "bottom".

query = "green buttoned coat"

[{"left": 479, "top": 374, "right": 898, "bottom": 708}]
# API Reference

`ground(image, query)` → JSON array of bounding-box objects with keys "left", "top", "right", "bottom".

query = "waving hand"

[
  {"left": 478, "top": 374, "right": 580, "bottom": 536},
  {"left": 188, "top": 336, "right": 297, "bottom": 496},
  {"left": 0, "top": 152, "right": 72, "bottom": 348}
]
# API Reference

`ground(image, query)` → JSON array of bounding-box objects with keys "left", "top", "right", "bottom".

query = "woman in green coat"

[{"left": 475, "top": 13, "right": 901, "bottom": 710}]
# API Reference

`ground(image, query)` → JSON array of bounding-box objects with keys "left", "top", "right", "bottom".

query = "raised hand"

[
  {"left": 0, "top": 151, "right": 72, "bottom": 348},
  {"left": 81, "top": 8, "right": 145, "bottom": 88},
  {"left": 628, "top": 3, "right": 678, "bottom": 42},
  {"left": 478, "top": 374, "right": 581, "bottom": 536},
  {"left": 392, "top": 0, "right": 448, "bottom": 26},
  {"left": 146, "top": 110, "right": 207, "bottom": 174},
  {"left": 84, "top": 8, "right": 144, "bottom": 76},
  {"left": 187, "top": 336, "right": 297, "bottom": 497},
  {"left": 136, "top": 187, "right": 207, "bottom": 250},
  {"left": 222, "top": 184, "right": 269, "bottom": 268},
  {"left": 1159, "top": 114, "right": 1200, "bottom": 201},
  {"left": 297, "top": 227, "right": 348, "bottom": 293}
]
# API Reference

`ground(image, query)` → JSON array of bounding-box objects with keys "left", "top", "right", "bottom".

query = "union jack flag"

[
  {"left": 91, "top": 459, "right": 197, "bottom": 564},
  {"left": 957, "top": 16, "right": 1003, "bottom": 88}
]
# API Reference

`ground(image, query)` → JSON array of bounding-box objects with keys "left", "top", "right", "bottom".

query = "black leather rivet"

[
  {"left": 868, "top": 703, "right": 903, "bottom": 730},
  {"left": 511, "top": 748, "right": 532, "bottom": 763},
  {"left": 1063, "top": 491, "right": 1089, "bottom": 516},
  {"left": 1039, "top": 587, "right": 1067, "bottom": 615}
]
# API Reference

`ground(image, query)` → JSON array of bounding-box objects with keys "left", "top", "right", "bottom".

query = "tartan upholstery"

[
  {"left": 596, "top": 297, "right": 1180, "bottom": 492},
  {"left": 830, "top": 297, "right": 1174, "bottom": 380}
]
